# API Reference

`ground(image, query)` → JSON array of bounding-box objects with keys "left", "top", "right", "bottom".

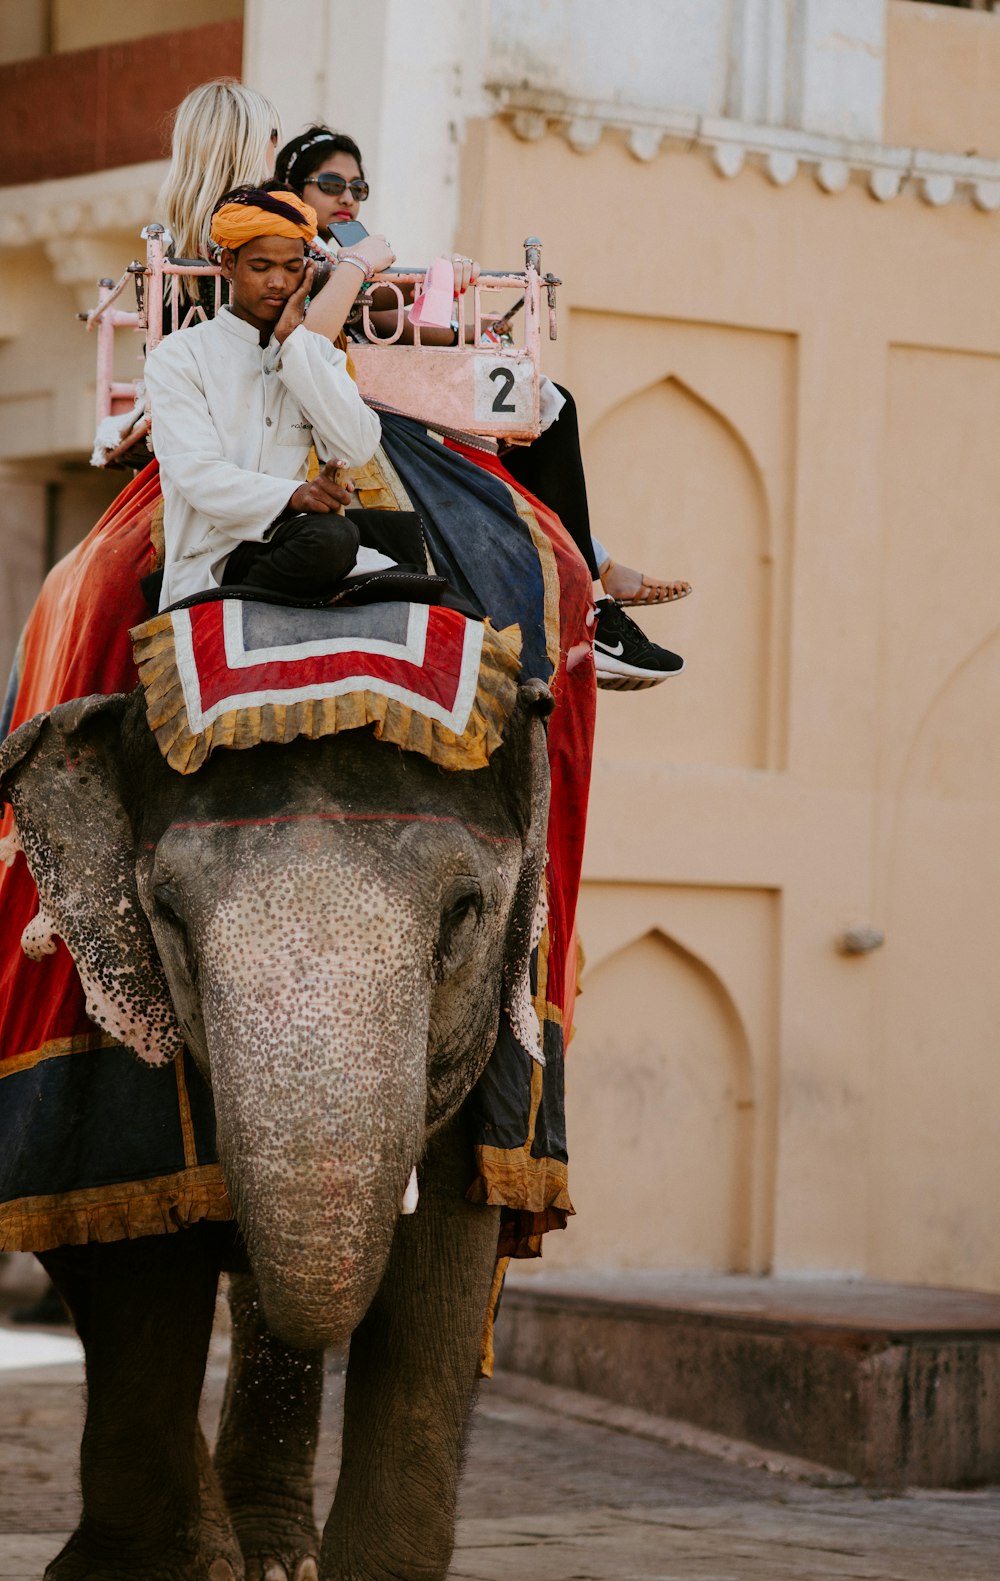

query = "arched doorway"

[
  {"left": 584, "top": 375, "right": 772, "bottom": 769},
  {"left": 548, "top": 927, "right": 754, "bottom": 1272}
]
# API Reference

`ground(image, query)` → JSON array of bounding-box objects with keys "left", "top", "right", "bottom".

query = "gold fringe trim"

[
  {"left": 503, "top": 483, "right": 562, "bottom": 679},
  {"left": 130, "top": 614, "right": 523, "bottom": 776},
  {"left": 175, "top": 1056, "right": 198, "bottom": 1170},
  {"left": 0, "top": 1030, "right": 116, "bottom": 1079},
  {"left": 468, "top": 1146, "right": 573, "bottom": 1221},
  {"left": 0, "top": 1166, "right": 232, "bottom": 1254},
  {"left": 149, "top": 498, "right": 165, "bottom": 570},
  {"left": 352, "top": 447, "right": 415, "bottom": 512},
  {"left": 478, "top": 1254, "right": 511, "bottom": 1379}
]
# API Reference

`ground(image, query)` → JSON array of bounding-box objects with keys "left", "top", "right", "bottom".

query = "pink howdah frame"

[{"left": 84, "top": 232, "right": 560, "bottom": 467}]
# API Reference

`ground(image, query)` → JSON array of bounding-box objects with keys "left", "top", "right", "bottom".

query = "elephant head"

[{"left": 0, "top": 682, "right": 551, "bottom": 1347}]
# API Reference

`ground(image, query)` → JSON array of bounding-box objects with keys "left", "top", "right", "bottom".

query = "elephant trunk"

[{"left": 200, "top": 878, "right": 430, "bottom": 1351}]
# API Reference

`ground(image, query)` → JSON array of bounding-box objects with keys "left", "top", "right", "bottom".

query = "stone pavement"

[{"left": 2, "top": 1321, "right": 999, "bottom": 1580}]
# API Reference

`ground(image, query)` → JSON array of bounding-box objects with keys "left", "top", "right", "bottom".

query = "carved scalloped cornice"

[
  {"left": 486, "top": 87, "right": 1000, "bottom": 214},
  {"left": 0, "top": 161, "right": 167, "bottom": 249}
]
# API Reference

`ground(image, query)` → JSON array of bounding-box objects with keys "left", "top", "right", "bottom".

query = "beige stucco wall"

[
  {"left": 0, "top": 216, "right": 152, "bottom": 686},
  {"left": 885, "top": 0, "right": 1000, "bottom": 159},
  {"left": 456, "top": 117, "right": 1000, "bottom": 1291},
  {"left": 52, "top": 0, "right": 243, "bottom": 54},
  {"left": 0, "top": 0, "right": 243, "bottom": 63}
]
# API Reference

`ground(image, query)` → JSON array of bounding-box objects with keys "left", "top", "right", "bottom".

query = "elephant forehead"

[
  {"left": 151, "top": 811, "right": 518, "bottom": 901},
  {"left": 153, "top": 810, "right": 519, "bottom": 846},
  {"left": 153, "top": 813, "right": 514, "bottom": 938}
]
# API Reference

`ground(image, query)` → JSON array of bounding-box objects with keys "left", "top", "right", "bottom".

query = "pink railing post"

[
  {"left": 523, "top": 236, "right": 542, "bottom": 376},
  {"left": 145, "top": 225, "right": 165, "bottom": 352},
  {"left": 545, "top": 272, "right": 560, "bottom": 341},
  {"left": 93, "top": 278, "right": 116, "bottom": 431}
]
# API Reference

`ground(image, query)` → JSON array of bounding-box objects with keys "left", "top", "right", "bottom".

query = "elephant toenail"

[
  {"left": 263, "top": 1566, "right": 287, "bottom": 1581},
  {"left": 209, "top": 1563, "right": 237, "bottom": 1581},
  {"left": 294, "top": 1562, "right": 319, "bottom": 1581}
]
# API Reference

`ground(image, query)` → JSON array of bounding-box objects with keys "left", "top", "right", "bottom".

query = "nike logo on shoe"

[{"left": 595, "top": 639, "right": 625, "bottom": 657}]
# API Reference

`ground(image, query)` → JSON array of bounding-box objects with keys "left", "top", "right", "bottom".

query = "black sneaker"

[{"left": 593, "top": 598, "right": 685, "bottom": 691}]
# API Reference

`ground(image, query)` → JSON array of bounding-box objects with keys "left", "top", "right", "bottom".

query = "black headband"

[{"left": 212, "top": 186, "right": 310, "bottom": 230}]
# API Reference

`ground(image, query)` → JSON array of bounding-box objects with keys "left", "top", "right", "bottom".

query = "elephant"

[{"left": 0, "top": 672, "right": 552, "bottom": 1581}]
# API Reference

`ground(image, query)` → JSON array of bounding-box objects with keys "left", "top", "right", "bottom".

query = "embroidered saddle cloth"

[{"left": 131, "top": 598, "right": 523, "bottom": 776}]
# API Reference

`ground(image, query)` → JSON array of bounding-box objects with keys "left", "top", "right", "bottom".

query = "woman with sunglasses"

[
  {"left": 276, "top": 125, "right": 690, "bottom": 685},
  {"left": 278, "top": 127, "right": 369, "bottom": 246},
  {"left": 276, "top": 128, "right": 476, "bottom": 344}
]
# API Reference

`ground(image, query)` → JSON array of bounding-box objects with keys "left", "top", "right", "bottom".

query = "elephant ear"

[
  {"left": 0, "top": 694, "right": 184, "bottom": 1066},
  {"left": 498, "top": 679, "right": 554, "bottom": 1063}
]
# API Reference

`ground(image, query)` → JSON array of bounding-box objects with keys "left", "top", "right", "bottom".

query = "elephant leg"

[
  {"left": 213, "top": 1271, "right": 324, "bottom": 1581},
  {"left": 321, "top": 1113, "right": 501, "bottom": 1581},
  {"left": 38, "top": 1226, "right": 242, "bottom": 1581}
]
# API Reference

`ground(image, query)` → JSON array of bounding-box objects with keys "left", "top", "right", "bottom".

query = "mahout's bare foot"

[{"left": 600, "top": 558, "right": 691, "bottom": 606}]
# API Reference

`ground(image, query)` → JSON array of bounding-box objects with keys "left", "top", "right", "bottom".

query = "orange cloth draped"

[{"left": 0, "top": 464, "right": 162, "bottom": 1064}]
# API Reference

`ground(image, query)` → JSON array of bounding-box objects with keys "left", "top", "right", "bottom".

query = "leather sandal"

[{"left": 599, "top": 559, "right": 692, "bottom": 607}]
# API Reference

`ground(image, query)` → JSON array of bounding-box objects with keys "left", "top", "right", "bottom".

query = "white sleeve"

[
  {"left": 273, "top": 326, "right": 381, "bottom": 466},
  {"left": 145, "top": 341, "right": 294, "bottom": 544}
]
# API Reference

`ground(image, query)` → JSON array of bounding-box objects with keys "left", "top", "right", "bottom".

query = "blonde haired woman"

[{"left": 159, "top": 77, "right": 281, "bottom": 263}]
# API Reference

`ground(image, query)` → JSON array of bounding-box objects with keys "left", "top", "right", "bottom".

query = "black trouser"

[
  {"left": 501, "top": 384, "right": 599, "bottom": 578},
  {"left": 222, "top": 514, "right": 360, "bottom": 597},
  {"left": 221, "top": 509, "right": 431, "bottom": 599}
]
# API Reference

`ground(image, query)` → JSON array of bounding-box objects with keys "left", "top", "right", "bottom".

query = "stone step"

[{"left": 492, "top": 1271, "right": 1000, "bottom": 1488}]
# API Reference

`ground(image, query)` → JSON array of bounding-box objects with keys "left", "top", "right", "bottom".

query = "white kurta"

[{"left": 144, "top": 307, "right": 382, "bottom": 608}]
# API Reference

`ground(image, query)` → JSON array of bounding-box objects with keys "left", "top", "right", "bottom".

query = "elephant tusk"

[{"left": 401, "top": 1166, "right": 419, "bottom": 1215}]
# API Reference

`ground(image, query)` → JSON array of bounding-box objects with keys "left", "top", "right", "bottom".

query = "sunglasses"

[{"left": 305, "top": 173, "right": 370, "bottom": 202}]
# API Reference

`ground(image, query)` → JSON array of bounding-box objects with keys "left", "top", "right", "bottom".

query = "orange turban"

[{"left": 210, "top": 188, "right": 317, "bottom": 251}]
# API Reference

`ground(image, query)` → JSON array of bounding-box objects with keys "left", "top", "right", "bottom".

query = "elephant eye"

[
  {"left": 443, "top": 878, "right": 482, "bottom": 930},
  {"left": 436, "top": 878, "right": 483, "bottom": 979},
  {"left": 152, "top": 882, "right": 192, "bottom": 953},
  {"left": 153, "top": 882, "right": 184, "bottom": 928},
  {"left": 153, "top": 881, "right": 199, "bottom": 985}
]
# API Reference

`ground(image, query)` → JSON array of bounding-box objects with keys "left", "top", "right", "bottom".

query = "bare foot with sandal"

[{"left": 599, "top": 557, "right": 691, "bottom": 607}]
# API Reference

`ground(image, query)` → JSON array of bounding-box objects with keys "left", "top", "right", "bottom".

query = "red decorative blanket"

[{"left": 131, "top": 598, "right": 523, "bottom": 775}]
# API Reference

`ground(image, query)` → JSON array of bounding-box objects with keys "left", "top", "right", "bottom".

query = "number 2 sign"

[{"left": 473, "top": 356, "right": 534, "bottom": 425}]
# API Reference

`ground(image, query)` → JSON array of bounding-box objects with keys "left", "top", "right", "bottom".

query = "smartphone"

[
  {"left": 330, "top": 219, "right": 370, "bottom": 248},
  {"left": 306, "top": 255, "right": 334, "bottom": 297}
]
